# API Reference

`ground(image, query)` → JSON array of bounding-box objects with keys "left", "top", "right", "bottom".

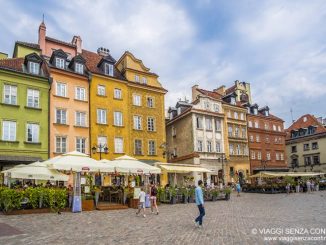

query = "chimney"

[
  {"left": 213, "top": 85, "right": 225, "bottom": 95},
  {"left": 192, "top": 84, "right": 199, "bottom": 101},
  {"left": 97, "top": 47, "right": 110, "bottom": 57},
  {"left": 72, "top": 36, "right": 82, "bottom": 54},
  {"left": 38, "top": 21, "right": 46, "bottom": 54}
]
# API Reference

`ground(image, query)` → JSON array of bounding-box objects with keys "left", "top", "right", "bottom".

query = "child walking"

[{"left": 136, "top": 188, "right": 146, "bottom": 217}]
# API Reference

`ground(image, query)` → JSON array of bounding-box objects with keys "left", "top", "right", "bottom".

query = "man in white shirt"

[{"left": 136, "top": 188, "right": 146, "bottom": 217}]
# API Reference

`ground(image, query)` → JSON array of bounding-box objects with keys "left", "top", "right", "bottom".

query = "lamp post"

[
  {"left": 91, "top": 144, "right": 108, "bottom": 160},
  {"left": 261, "top": 159, "right": 268, "bottom": 171},
  {"left": 218, "top": 153, "right": 227, "bottom": 185}
]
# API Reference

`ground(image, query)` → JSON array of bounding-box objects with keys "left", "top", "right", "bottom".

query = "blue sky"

[{"left": 1, "top": 0, "right": 326, "bottom": 127}]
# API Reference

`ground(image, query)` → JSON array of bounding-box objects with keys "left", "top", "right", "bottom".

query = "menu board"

[
  {"left": 80, "top": 177, "right": 86, "bottom": 185},
  {"left": 133, "top": 187, "right": 141, "bottom": 199}
]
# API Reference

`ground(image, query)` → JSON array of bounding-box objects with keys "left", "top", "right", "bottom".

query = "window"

[
  {"left": 291, "top": 146, "right": 297, "bottom": 153},
  {"left": 134, "top": 139, "right": 142, "bottom": 155},
  {"left": 264, "top": 123, "right": 269, "bottom": 130},
  {"left": 313, "top": 155, "right": 320, "bottom": 165},
  {"left": 75, "top": 63, "right": 84, "bottom": 74},
  {"left": 249, "top": 135, "right": 254, "bottom": 142},
  {"left": 2, "top": 121, "right": 16, "bottom": 141},
  {"left": 97, "top": 109, "right": 107, "bottom": 124},
  {"left": 256, "top": 135, "right": 260, "bottom": 142},
  {"left": 207, "top": 141, "right": 212, "bottom": 152},
  {"left": 248, "top": 121, "right": 253, "bottom": 127},
  {"left": 56, "top": 136, "right": 67, "bottom": 153},
  {"left": 56, "top": 82, "right": 67, "bottom": 97},
  {"left": 213, "top": 104, "right": 219, "bottom": 112},
  {"left": 276, "top": 153, "right": 280, "bottom": 161},
  {"left": 273, "top": 125, "right": 277, "bottom": 131},
  {"left": 97, "top": 136, "right": 107, "bottom": 152},
  {"left": 27, "top": 89, "right": 39, "bottom": 108},
  {"left": 235, "top": 126, "right": 239, "bottom": 137},
  {"left": 133, "top": 116, "right": 142, "bottom": 130},
  {"left": 278, "top": 125, "right": 281, "bottom": 132},
  {"left": 240, "top": 113, "right": 244, "bottom": 120},
  {"left": 104, "top": 63, "right": 114, "bottom": 76},
  {"left": 177, "top": 107, "right": 181, "bottom": 115},
  {"left": 257, "top": 151, "right": 262, "bottom": 160},
  {"left": 76, "top": 138, "right": 86, "bottom": 153},
  {"left": 236, "top": 144, "right": 241, "bottom": 155},
  {"left": 148, "top": 140, "right": 156, "bottom": 155},
  {"left": 266, "top": 152, "right": 271, "bottom": 161},
  {"left": 196, "top": 116, "right": 203, "bottom": 129},
  {"left": 251, "top": 151, "right": 255, "bottom": 160},
  {"left": 229, "top": 144, "right": 234, "bottom": 155},
  {"left": 204, "top": 102, "right": 210, "bottom": 110},
  {"left": 147, "top": 97, "right": 154, "bottom": 108},
  {"left": 75, "top": 112, "right": 86, "bottom": 126},
  {"left": 147, "top": 117, "right": 155, "bottom": 131},
  {"left": 303, "top": 143, "right": 310, "bottom": 151},
  {"left": 26, "top": 123, "right": 39, "bottom": 143},
  {"left": 55, "top": 57, "right": 65, "bottom": 69},
  {"left": 29, "top": 62, "right": 40, "bottom": 74},
  {"left": 274, "top": 137, "right": 278, "bottom": 144},
  {"left": 242, "top": 127, "right": 246, "bottom": 138},
  {"left": 254, "top": 121, "right": 259, "bottom": 128},
  {"left": 135, "top": 75, "right": 140, "bottom": 83},
  {"left": 75, "top": 87, "right": 86, "bottom": 101},
  {"left": 266, "top": 136, "right": 270, "bottom": 143},
  {"left": 172, "top": 126, "right": 176, "bottom": 137},
  {"left": 197, "top": 140, "right": 203, "bottom": 151},
  {"left": 244, "top": 145, "right": 249, "bottom": 155},
  {"left": 304, "top": 156, "right": 311, "bottom": 166},
  {"left": 216, "top": 142, "right": 221, "bottom": 153},
  {"left": 173, "top": 148, "right": 177, "bottom": 157},
  {"left": 142, "top": 77, "right": 147, "bottom": 84},
  {"left": 230, "top": 97, "right": 236, "bottom": 105},
  {"left": 133, "top": 94, "right": 141, "bottom": 106},
  {"left": 280, "top": 153, "right": 284, "bottom": 161},
  {"left": 205, "top": 118, "right": 212, "bottom": 130},
  {"left": 114, "top": 89, "right": 122, "bottom": 99},
  {"left": 114, "top": 112, "right": 123, "bottom": 126},
  {"left": 312, "top": 142, "right": 318, "bottom": 150},
  {"left": 3, "top": 85, "right": 17, "bottom": 105},
  {"left": 228, "top": 125, "right": 233, "bottom": 137},
  {"left": 114, "top": 137, "right": 124, "bottom": 153},
  {"left": 56, "top": 109, "right": 67, "bottom": 124},
  {"left": 215, "top": 119, "right": 221, "bottom": 131},
  {"left": 234, "top": 112, "right": 238, "bottom": 119},
  {"left": 97, "top": 85, "right": 106, "bottom": 96},
  {"left": 227, "top": 111, "right": 231, "bottom": 118}
]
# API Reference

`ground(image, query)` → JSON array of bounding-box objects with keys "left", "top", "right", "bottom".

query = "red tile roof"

[
  {"left": 225, "top": 84, "right": 236, "bottom": 94},
  {"left": 45, "top": 36, "right": 76, "bottom": 48},
  {"left": 196, "top": 88, "right": 223, "bottom": 99},
  {"left": 0, "top": 58, "right": 24, "bottom": 72},
  {"left": 286, "top": 114, "right": 326, "bottom": 134},
  {"left": 81, "top": 49, "right": 125, "bottom": 80}
]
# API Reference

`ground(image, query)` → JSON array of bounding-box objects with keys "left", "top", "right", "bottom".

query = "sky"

[{"left": 1, "top": 0, "right": 326, "bottom": 127}]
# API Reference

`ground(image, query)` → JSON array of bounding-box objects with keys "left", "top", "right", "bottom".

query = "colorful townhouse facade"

[
  {"left": 0, "top": 53, "right": 49, "bottom": 170},
  {"left": 286, "top": 114, "right": 326, "bottom": 173},
  {"left": 1, "top": 21, "right": 167, "bottom": 164}
]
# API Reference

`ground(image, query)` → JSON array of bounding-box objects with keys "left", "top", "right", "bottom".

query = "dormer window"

[
  {"left": 230, "top": 97, "right": 236, "bottom": 105},
  {"left": 56, "top": 57, "right": 65, "bottom": 69},
  {"left": 264, "top": 110, "right": 269, "bottom": 116},
  {"left": 75, "top": 63, "right": 84, "bottom": 74},
  {"left": 254, "top": 108, "right": 258, "bottom": 115},
  {"left": 29, "top": 62, "right": 40, "bottom": 75},
  {"left": 104, "top": 63, "right": 114, "bottom": 76}
]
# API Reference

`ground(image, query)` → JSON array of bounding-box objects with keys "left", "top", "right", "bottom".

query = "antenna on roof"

[
  {"left": 42, "top": 14, "right": 44, "bottom": 23},
  {"left": 290, "top": 108, "right": 294, "bottom": 123}
]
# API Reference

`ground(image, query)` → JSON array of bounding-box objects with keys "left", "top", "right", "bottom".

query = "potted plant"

[
  {"left": 181, "top": 188, "right": 188, "bottom": 204},
  {"left": 169, "top": 187, "right": 177, "bottom": 204},
  {"left": 211, "top": 189, "right": 220, "bottom": 201},
  {"left": 223, "top": 187, "right": 231, "bottom": 200},
  {"left": 188, "top": 187, "right": 195, "bottom": 203}
]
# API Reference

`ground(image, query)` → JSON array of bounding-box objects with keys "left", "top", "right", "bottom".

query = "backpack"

[{"left": 152, "top": 187, "right": 158, "bottom": 195}]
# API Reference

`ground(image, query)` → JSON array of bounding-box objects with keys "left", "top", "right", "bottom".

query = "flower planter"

[
  {"left": 82, "top": 200, "right": 94, "bottom": 211},
  {"left": 225, "top": 193, "right": 230, "bottom": 201},
  {"left": 3, "top": 208, "right": 70, "bottom": 215},
  {"left": 182, "top": 196, "right": 188, "bottom": 204},
  {"left": 170, "top": 196, "right": 177, "bottom": 204}
]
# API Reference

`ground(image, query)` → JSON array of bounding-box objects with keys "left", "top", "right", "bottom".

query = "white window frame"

[
  {"left": 114, "top": 137, "right": 124, "bottom": 153},
  {"left": 254, "top": 121, "right": 259, "bottom": 128},
  {"left": 147, "top": 97, "right": 154, "bottom": 108},
  {"left": 3, "top": 84, "right": 17, "bottom": 105},
  {"left": 2, "top": 121, "right": 16, "bottom": 141},
  {"left": 133, "top": 115, "right": 142, "bottom": 130},
  {"left": 97, "top": 109, "right": 107, "bottom": 124},
  {"left": 26, "top": 123, "right": 39, "bottom": 143},
  {"left": 55, "top": 57, "right": 65, "bottom": 69},
  {"left": 56, "top": 136, "right": 67, "bottom": 153},
  {"left": 75, "top": 111, "right": 86, "bottom": 127},
  {"left": 205, "top": 118, "right": 212, "bottom": 130},
  {"left": 76, "top": 137, "right": 86, "bottom": 153},
  {"left": 251, "top": 151, "right": 255, "bottom": 160},
  {"left": 213, "top": 104, "right": 219, "bottom": 112},
  {"left": 248, "top": 121, "right": 253, "bottom": 127},
  {"left": 97, "top": 85, "right": 106, "bottom": 96},
  {"left": 75, "top": 87, "right": 86, "bottom": 101},
  {"left": 56, "top": 109, "right": 67, "bottom": 124},
  {"left": 75, "top": 63, "right": 84, "bottom": 74},
  {"left": 135, "top": 75, "right": 140, "bottom": 83},
  {"left": 27, "top": 89, "right": 40, "bottom": 108},
  {"left": 97, "top": 136, "right": 107, "bottom": 152},
  {"left": 133, "top": 94, "right": 141, "bottom": 106},
  {"left": 257, "top": 151, "right": 262, "bottom": 160},
  {"left": 196, "top": 116, "right": 203, "bottom": 129},
  {"left": 148, "top": 140, "right": 156, "bottom": 155},
  {"left": 114, "top": 88, "right": 122, "bottom": 99},
  {"left": 56, "top": 82, "right": 67, "bottom": 97},
  {"left": 114, "top": 111, "right": 123, "bottom": 126},
  {"left": 234, "top": 112, "right": 238, "bottom": 119},
  {"left": 142, "top": 77, "right": 147, "bottom": 84},
  {"left": 29, "top": 62, "right": 40, "bottom": 74},
  {"left": 134, "top": 139, "right": 142, "bottom": 155},
  {"left": 104, "top": 63, "right": 114, "bottom": 76},
  {"left": 266, "top": 152, "right": 271, "bottom": 161},
  {"left": 197, "top": 140, "right": 203, "bottom": 152},
  {"left": 215, "top": 119, "right": 221, "bottom": 131},
  {"left": 216, "top": 141, "right": 221, "bottom": 153},
  {"left": 147, "top": 117, "right": 155, "bottom": 131},
  {"left": 207, "top": 141, "right": 212, "bottom": 152}
]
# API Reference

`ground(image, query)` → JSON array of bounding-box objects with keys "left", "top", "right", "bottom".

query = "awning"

[
  {"left": 250, "top": 171, "right": 325, "bottom": 178},
  {"left": 159, "top": 164, "right": 212, "bottom": 173}
]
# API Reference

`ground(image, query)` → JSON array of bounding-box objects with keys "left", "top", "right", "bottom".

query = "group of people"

[{"left": 136, "top": 183, "right": 159, "bottom": 217}]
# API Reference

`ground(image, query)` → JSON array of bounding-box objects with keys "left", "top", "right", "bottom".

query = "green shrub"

[{"left": 0, "top": 188, "right": 24, "bottom": 213}]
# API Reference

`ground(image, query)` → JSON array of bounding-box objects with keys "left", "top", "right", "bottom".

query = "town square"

[{"left": 0, "top": 0, "right": 325, "bottom": 244}]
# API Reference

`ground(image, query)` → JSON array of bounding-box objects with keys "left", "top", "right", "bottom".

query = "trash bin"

[{"left": 145, "top": 194, "right": 151, "bottom": 208}]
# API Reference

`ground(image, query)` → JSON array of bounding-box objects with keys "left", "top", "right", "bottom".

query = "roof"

[
  {"left": 286, "top": 114, "right": 326, "bottom": 134},
  {"left": 45, "top": 36, "right": 76, "bottom": 48},
  {"left": 196, "top": 88, "right": 223, "bottom": 99},
  {"left": 15, "top": 41, "right": 41, "bottom": 50},
  {"left": 225, "top": 84, "right": 236, "bottom": 94},
  {"left": 81, "top": 49, "right": 126, "bottom": 80},
  {"left": 247, "top": 111, "right": 284, "bottom": 122}
]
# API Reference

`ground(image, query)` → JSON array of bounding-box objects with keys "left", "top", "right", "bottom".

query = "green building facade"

[{"left": 0, "top": 53, "right": 49, "bottom": 169}]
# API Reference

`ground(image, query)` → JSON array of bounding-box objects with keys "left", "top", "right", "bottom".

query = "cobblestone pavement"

[{"left": 0, "top": 192, "right": 325, "bottom": 245}]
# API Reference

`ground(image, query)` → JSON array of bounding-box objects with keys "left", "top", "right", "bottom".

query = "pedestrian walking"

[
  {"left": 306, "top": 180, "right": 311, "bottom": 193},
  {"left": 236, "top": 182, "right": 241, "bottom": 197},
  {"left": 150, "top": 183, "right": 159, "bottom": 215},
  {"left": 136, "top": 188, "right": 146, "bottom": 217},
  {"left": 194, "top": 180, "right": 205, "bottom": 228},
  {"left": 286, "top": 183, "right": 291, "bottom": 195}
]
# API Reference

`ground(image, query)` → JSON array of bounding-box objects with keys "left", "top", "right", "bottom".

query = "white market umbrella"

[
  {"left": 100, "top": 155, "right": 161, "bottom": 174},
  {"left": 1, "top": 164, "right": 69, "bottom": 181},
  {"left": 46, "top": 151, "right": 114, "bottom": 172},
  {"left": 1, "top": 164, "right": 27, "bottom": 173}
]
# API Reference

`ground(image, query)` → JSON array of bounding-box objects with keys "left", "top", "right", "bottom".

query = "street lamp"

[
  {"left": 218, "top": 153, "right": 227, "bottom": 185},
  {"left": 91, "top": 144, "right": 108, "bottom": 160},
  {"left": 261, "top": 159, "right": 268, "bottom": 171}
]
